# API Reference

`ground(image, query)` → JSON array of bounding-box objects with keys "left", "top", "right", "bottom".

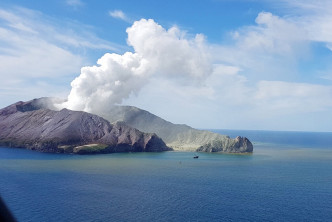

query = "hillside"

[
  {"left": 0, "top": 99, "right": 171, "bottom": 154},
  {"left": 102, "top": 106, "right": 253, "bottom": 153}
]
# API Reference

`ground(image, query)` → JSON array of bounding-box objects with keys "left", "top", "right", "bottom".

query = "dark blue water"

[{"left": 1, "top": 130, "right": 332, "bottom": 221}]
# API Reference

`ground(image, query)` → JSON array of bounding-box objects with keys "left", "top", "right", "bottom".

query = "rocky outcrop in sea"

[{"left": 196, "top": 136, "right": 253, "bottom": 153}]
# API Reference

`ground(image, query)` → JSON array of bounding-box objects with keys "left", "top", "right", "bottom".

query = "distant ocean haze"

[{"left": 210, "top": 129, "right": 332, "bottom": 149}]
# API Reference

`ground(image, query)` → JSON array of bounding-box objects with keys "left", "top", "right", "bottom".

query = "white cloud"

[
  {"left": 122, "top": 62, "right": 332, "bottom": 129},
  {"left": 211, "top": 2, "right": 332, "bottom": 88},
  {"left": 0, "top": 8, "right": 81, "bottom": 77},
  {"left": 253, "top": 81, "right": 332, "bottom": 114},
  {"left": 0, "top": 6, "right": 120, "bottom": 108},
  {"left": 109, "top": 10, "right": 131, "bottom": 23},
  {"left": 268, "top": 0, "right": 332, "bottom": 49},
  {"left": 215, "top": 11, "right": 309, "bottom": 74}
]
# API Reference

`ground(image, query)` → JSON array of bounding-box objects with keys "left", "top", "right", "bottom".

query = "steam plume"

[{"left": 62, "top": 19, "right": 211, "bottom": 114}]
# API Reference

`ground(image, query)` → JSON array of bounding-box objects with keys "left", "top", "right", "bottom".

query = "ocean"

[{"left": 1, "top": 130, "right": 332, "bottom": 221}]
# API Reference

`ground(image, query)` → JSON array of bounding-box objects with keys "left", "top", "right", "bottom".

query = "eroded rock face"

[
  {"left": 196, "top": 136, "right": 253, "bottom": 153},
  {"left": 104, "top": 105, "right": 254, "bottom": 153},
  {"left": 0, "top": 99, "right": 171, "bottom": 154}
]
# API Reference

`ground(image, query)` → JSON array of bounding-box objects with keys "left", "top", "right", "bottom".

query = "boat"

[{"left": 193, "top": 155, "right": 199, "bottom": 159}]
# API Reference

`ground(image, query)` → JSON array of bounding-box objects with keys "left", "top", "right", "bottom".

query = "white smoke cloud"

[
  {"left": 127, "top": 19, "right": 211, "bottom": 80},
  {"left": 65, "top": 52, "right": 149, "bottom": 112},
  {"left": 63, "top": 19, "right": 211, "bottom": 114}
]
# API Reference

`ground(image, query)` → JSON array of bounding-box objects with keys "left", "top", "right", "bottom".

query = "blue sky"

[{"left": 0, "top": 0, "right": 332, "bottom": 131}]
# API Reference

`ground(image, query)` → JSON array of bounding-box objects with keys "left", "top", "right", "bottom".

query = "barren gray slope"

[
  {"left": 0, "top": 100, "right": 170, "bottom": 154},
  {"left": 4, "top": 97, "right": 253, "bottom": 153},
  {"left": 103, "top": 106, "right": 253, "bottom": 153}
]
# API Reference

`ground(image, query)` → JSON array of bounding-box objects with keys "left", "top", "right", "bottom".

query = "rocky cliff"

[
  {"left": 102, "top": 106, "right": 253, "bottom": 153},
  {"left": 196, "top": 136, "right": 253, "bottom": 153},
  {"left": 0, "top": 99, "right": 171, "bottom": 154}
]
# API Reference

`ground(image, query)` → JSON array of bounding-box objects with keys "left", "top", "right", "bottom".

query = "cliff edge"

[{"left": 103, "top": 106, "right": 253, "bottom": 153}]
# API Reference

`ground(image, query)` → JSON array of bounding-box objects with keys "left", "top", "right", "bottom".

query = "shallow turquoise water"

[{"left": 1, "top": 131, "right": 332, "bottom": 221}]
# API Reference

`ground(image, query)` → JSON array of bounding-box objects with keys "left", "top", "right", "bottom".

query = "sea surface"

[{"left": 1, "top": 130, "right": 332, "bottom": 221}]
